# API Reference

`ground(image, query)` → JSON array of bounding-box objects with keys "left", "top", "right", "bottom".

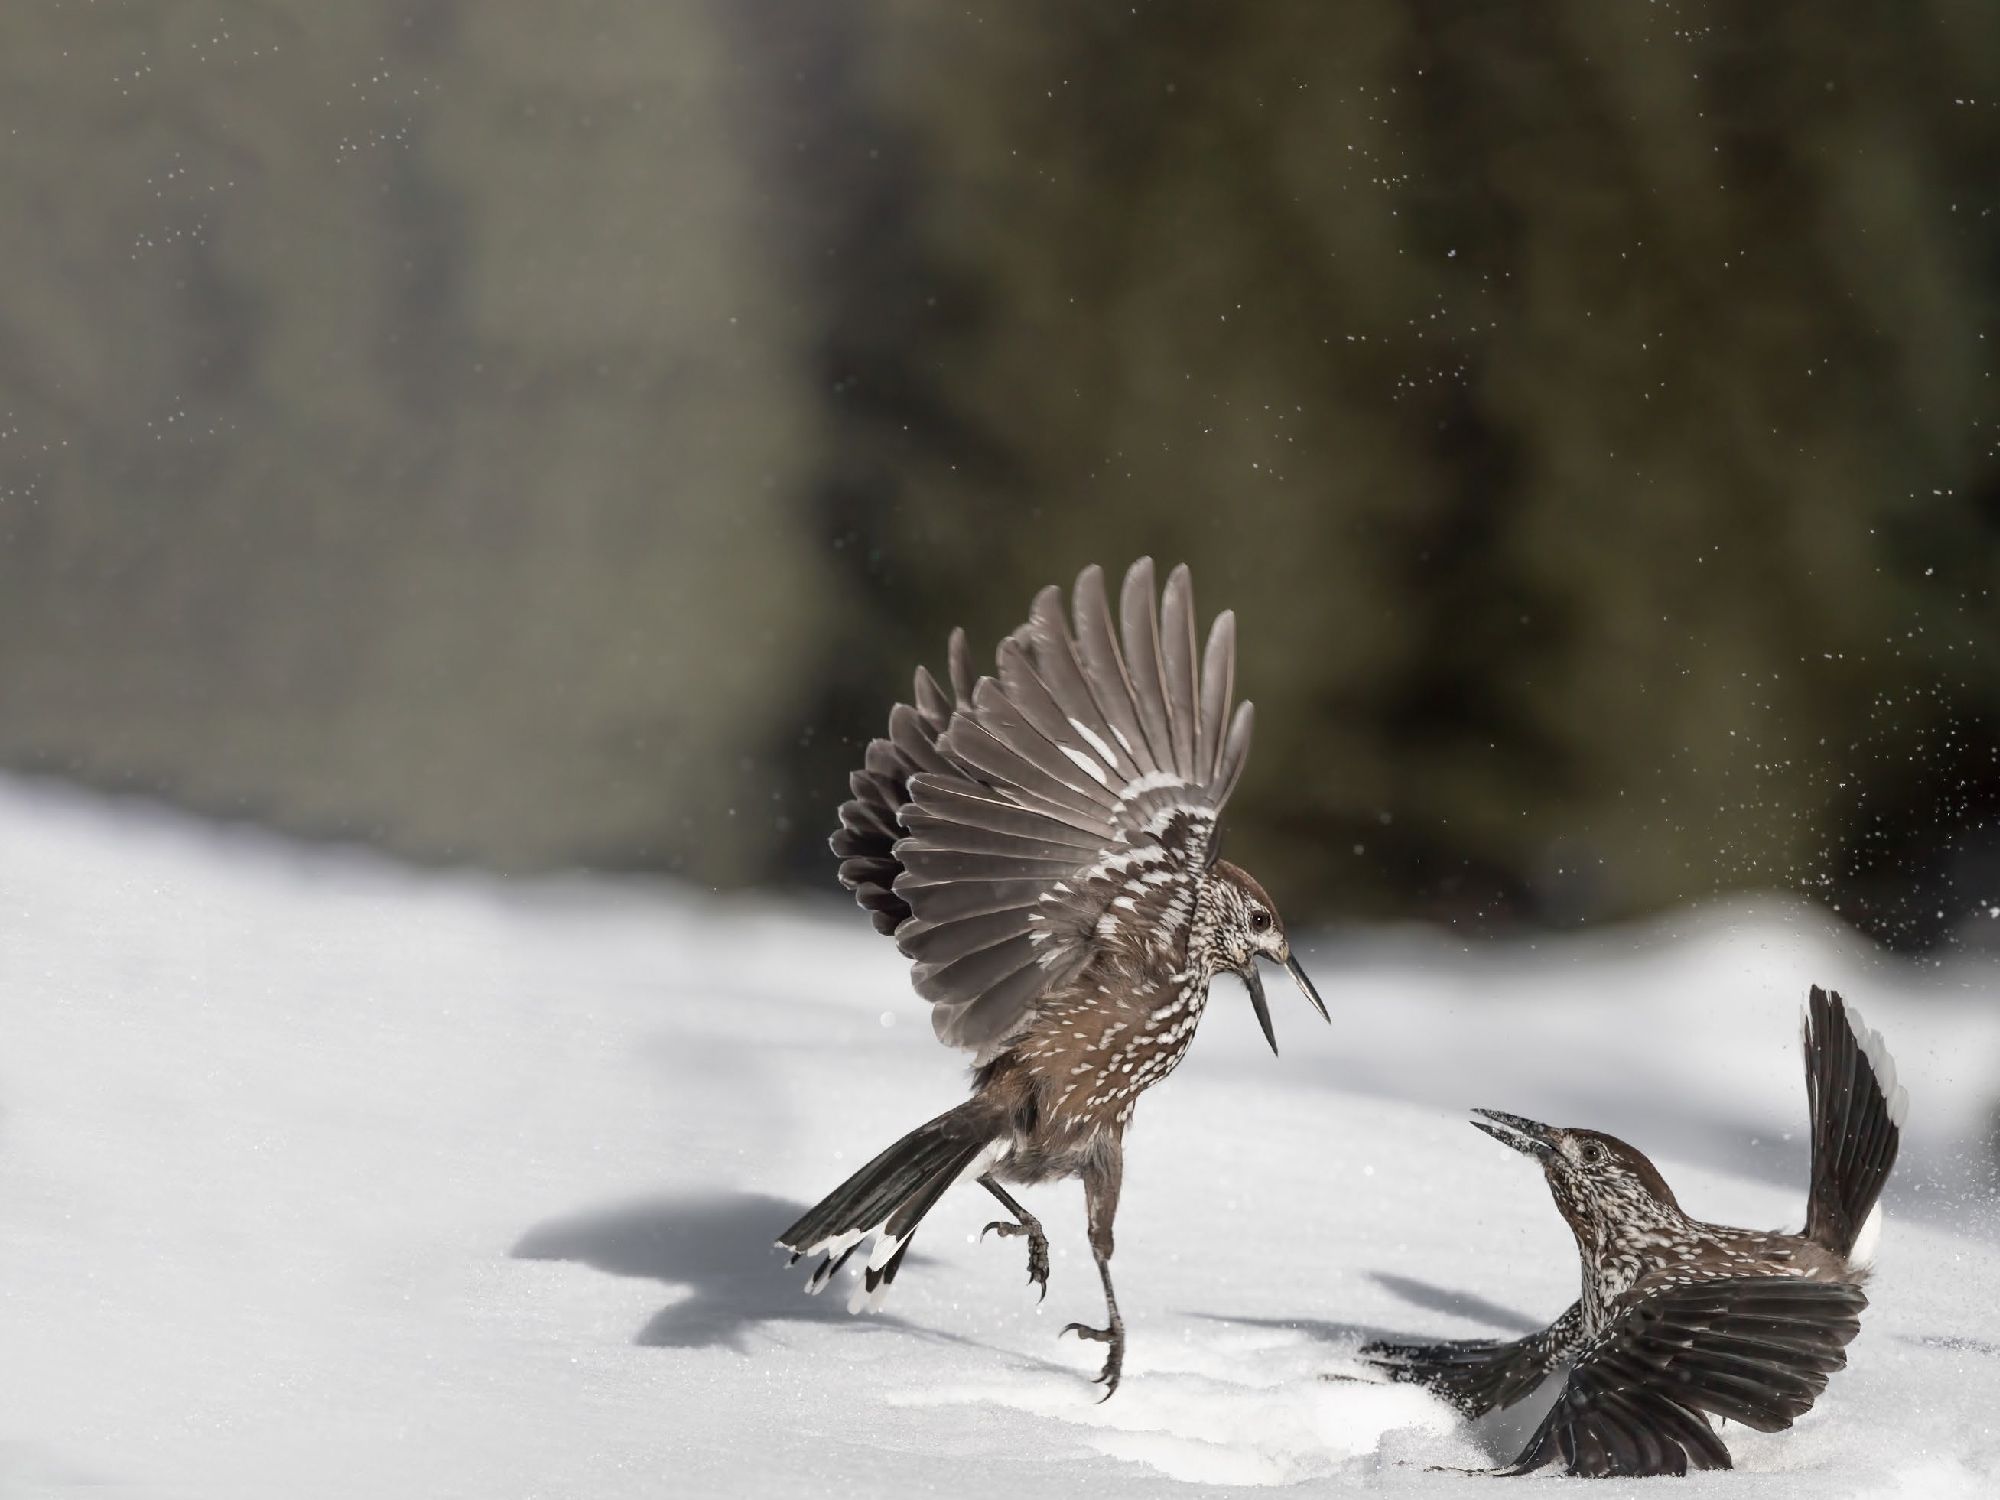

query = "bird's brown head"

[
  {"left": 1470, "top": 1110, "right": 1682, "bottom": 1238},
  {"left": 1200, "top": 859, "right": 1329, "bottom": 1056}
]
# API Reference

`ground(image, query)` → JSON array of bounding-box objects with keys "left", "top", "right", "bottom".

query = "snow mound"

[{"left": 1, "top": 778, "right": 1996, "bottom": 1497}]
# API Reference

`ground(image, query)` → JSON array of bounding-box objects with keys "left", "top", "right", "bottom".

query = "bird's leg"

[
  {"left": 978, "top": 1175, "right": 1050, "bottom": 1300},
  {"left": 1060, "top": 1151, "right": 1125, "bottom": 1398}
]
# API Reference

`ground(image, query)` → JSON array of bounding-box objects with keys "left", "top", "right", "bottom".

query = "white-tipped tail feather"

[
  {"left": 1847, "top": 1200, "right": 1884, "bottom": 1274},
  {"left": 1839, "top": 1004, "right": 1903, "bottom": 1273},
  {"left": 1845, "top": 1002, "right": 1910, "bottom": 1131},
  {"left": 849, "top": 1229, "right": 913, "bottom": 1314},
  {"left": 1801, "top": 986, "right": 1906, "bottom": 1265},
  {"left": 776, "top": 1107, "right": 997, "bottom": 1312},
  {"left": 799, "top": 1227, "right": 866, "bottom": 1294}
]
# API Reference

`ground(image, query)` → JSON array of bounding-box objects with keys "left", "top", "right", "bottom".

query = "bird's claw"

[
  {"left": 1060, "top": 1320, "right": 1124, "bottom": 1398},
  {"left": 981, "top": 1219, "right": 1050, "bottom": 1301}
]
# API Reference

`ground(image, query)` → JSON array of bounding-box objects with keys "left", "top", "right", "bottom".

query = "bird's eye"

[
  {"left": 1248, "top": 909, "right": 1272, "bottom": 933},
  {"left": 1579, "top": 1141, "right": 1605, "bottom": 1166}
]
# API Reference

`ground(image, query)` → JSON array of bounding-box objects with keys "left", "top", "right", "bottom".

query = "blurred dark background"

[{"left": 2, "top": 2, "right": 1997, "bottom": 945}]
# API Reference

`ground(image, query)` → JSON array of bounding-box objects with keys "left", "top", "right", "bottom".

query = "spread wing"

[
  {"left": 1502, "top": 1275, "right": 1867, "bottom": 1478},
  {"left": 860, "top": 559, "right": 1251, "bottom": 1054},
  {"left": 1362, "top": 1301, "right": 1582, "bottom": 1417},
  {"left": 829, "top": 631, "right": 974, "bottom": 936}
]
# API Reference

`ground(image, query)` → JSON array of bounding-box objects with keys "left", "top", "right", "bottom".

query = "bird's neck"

[
  {"left": 1185, "top": 875, "right": 1237, "bottom": 981},
  {"left": 1570, "top": 1193, "right": 1698, "bottom": 1315}
]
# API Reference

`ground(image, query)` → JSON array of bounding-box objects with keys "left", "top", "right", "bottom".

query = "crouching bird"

[
  {"left": 777, "top": 558, "right": 1326, "bottom": 1396},
  {"left": 1363, "top": 986, "right": 1904, "bottom": 1477}
]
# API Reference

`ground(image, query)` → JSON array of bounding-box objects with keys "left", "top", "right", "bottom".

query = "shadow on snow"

[
  {"left": 1193, "top": 1267, "right": 1541, "bottom": 1350},
  {"left": 511, "top": 1188, "right": 941, "bottom": 1351}
]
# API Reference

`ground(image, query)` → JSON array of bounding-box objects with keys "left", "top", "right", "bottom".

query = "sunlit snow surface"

[{"left": 2, "top": 778, "right": 1997, "bottom": 1497}]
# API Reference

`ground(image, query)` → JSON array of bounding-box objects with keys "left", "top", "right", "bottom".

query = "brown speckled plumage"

[
  {"left": 1364, "top": 986, "right": 1905, "bottom": 1477},
  {"left": 777, "top": 560, "right": 1325, "bottom": 1397}
]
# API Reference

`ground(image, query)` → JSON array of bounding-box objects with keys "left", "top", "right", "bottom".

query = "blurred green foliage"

[{"left": 1, "top": 2, "right": 1996, "bottom": 941}]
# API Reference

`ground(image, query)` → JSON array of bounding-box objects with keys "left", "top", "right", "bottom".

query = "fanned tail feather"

[
  {"left": 776, "top": 1105, "right": 995, "bottom": 1312},
  {"left": 1801, "top": 986, "right": 1907, "bottom": 1266}
]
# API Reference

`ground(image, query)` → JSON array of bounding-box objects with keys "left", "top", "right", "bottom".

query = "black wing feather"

[
  {"left": 1362, "top": 1301, "right": 1581, "bottom": 1417},
  {"left": 1503, "top": 1276, "right": 1866, "bottom": 1478},
  {"left": 830, "top": 649, "right": 965, "bottom": 934}
]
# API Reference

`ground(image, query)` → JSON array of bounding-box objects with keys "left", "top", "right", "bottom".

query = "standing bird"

[
  {"left": 1363, "top": 986, "right": 1904, "bottom": 1477},
  {"left": 778, "top": 559, "right": 1326, "bottom": 1396}
]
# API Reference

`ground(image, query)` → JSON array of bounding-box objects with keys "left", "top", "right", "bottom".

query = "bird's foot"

[
  {"left": 981, "top": 1219, "right": 1051, "bottom": 1300},
  {"left": 1061, "top": 1316, "right": 1126, "bottom": 1399}
]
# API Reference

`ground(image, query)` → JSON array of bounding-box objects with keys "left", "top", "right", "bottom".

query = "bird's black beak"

[
  {"left": 1242, "top": 954, "right": 1329, "bottom": 1058},
  {"left": 1286, "top": 953, "right": 1330, "bottom": 1024},
  {"left": 1471, "top": 1108, "right": 1557, "bottom": 1161},
  {"left": 1242, "top": 962, "right": 1279, "bottom": 1057}
]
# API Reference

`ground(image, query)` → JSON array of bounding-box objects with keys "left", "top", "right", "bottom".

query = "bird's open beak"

[
  {"left": 1471, "top": 1108, "right": 1557, "bottom": 1160},
  {"left": 1287, "top": 953, "right": 1330, "bottom": 1024},
  {"left": 1242, "top": 962, "right": 1279, "bottom": 1057},
  {"left": 1241, "top": 954, "right": 1330, "bottom": 1058}
]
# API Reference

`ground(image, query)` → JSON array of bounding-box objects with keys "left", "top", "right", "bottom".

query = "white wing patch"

[
  {"left": 1078, "top": 843, "right": 1169, "bottom": 880},
  {"left": 1144, "top": 801, "right": 1206, "bottom": 838},
  {"left": 1111, "top": 770, "right": 1191, "bottom": 813},
  {"left": 1058, "top": 743, "right": 1113, "bottom": 788},
  {"left": 1068, "top": 717, "right": 1122, "bottom": 769}
]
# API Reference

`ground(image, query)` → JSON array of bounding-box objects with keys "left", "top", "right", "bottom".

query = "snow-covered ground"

[{"left": 2, "top": 777, "right": 1997, "bottom": 1498}]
